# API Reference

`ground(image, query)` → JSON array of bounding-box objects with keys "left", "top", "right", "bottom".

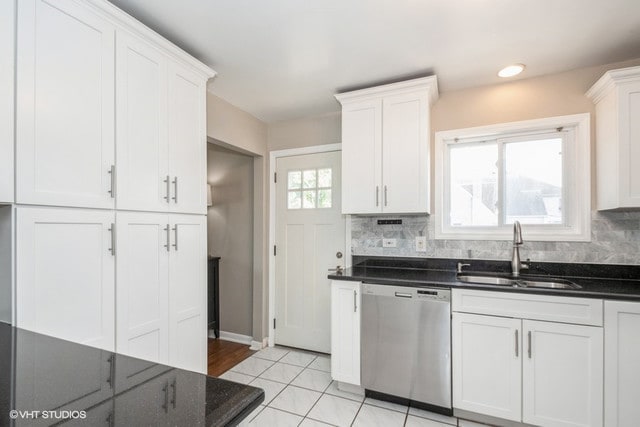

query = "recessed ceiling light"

[{"left": 498, "top": 64, "right": 525, "bottom": 78}]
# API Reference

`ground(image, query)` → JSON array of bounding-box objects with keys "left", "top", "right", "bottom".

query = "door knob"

[{"left": 336, "top": 251, "right": 343, "bottom": 259}]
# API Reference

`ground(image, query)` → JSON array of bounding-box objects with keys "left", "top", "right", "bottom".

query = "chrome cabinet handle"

[
  {"left": 108, "top": 165, "right": 115, "bottom": 198},
  {"left": 106, "top": 412, "right": 114, "bottom": 427},
  {"left": 108, "top": 224, "right": 115, "bottom": 256},
  {"left": 164, "top": 224, "right": 170, "bottom": 252},
  {"left": 170, "top": 378, "right": 177, "bottom": 409},
  {"left": 163, "top": 175, "right": 170, "bottom": 203},
  {"left": 353, "top": 290, "right": 357, "bottom": 312},
  {"left": 384, "top": 185, "right": 388, "bottom": 207},
  {"left": 375, "top": 186, "right": 379, "bottom": 207},
  {"left": 172, "top": 225, "right": 178, "bottom": 251},
  {"left": 527, "top": 331, "right": 532, "bottom": 358},
  {"left": 106, "top": 355, "right": 115, "bottom": 388},
  {"left": 394, "top": 292, "right": 412, "bottom": 298},
  {"left": 171, "top": 177, "right": 178, "bottom": 203},
  {"left": 515, "top": 330, "right": 519, "bottom": 357},
  {"left": 162, "top": 381, "right": 169, "bottom": 413}
]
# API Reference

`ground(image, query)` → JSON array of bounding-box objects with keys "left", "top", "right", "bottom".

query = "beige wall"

[
  {"left": 207, "top": 144, "right": 254, "bottom": 336},
  {"left": 207, "top": 93, "right": 268, "bottom": 156},
  {"left": 267, "top": 111, "right": 341, "bottom": 151},
  {"left": 206, "top": 91, "right": 269, "bottom": 342}
]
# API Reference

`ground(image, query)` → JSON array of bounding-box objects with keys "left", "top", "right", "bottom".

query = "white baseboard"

[
  {"left": 211, "top": 330, "right": 253, "bottom": 345},
  {"left": 250, "top": 340, "right": 262, "bottom": 351}
]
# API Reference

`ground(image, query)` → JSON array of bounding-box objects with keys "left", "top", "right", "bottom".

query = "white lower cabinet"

[
  {"left": 330, "top": 280, "right": 361, "bottom": 386},
  {"left": 452, "top": 313, "right": 522, "bottom": 421},
  {"left": 117, "top": 212, "right": 206, "bottom": 373},
  {"left": 0, "top": 0, "right": 14, "bottom": 203},
  {"left": 16, "top": 207, "right": 115, "bottom": 351},
  {"left": 604, "top": 300, "right": 640, "bottom": 426},
  {"left": 452, "top": 290, "right": 603, "bottom": 427},
  {"left": 522, "top": 320, "right": 603, "bottom": 427}
]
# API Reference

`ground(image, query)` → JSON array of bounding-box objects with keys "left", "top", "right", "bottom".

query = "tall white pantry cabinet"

[{"left": 5, "top": 0, "right": 215, "bottom": 374}]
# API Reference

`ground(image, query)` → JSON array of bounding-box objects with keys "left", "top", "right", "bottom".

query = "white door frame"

[{"left": 268, "top": 143, "right": 349, "bottom": 348}]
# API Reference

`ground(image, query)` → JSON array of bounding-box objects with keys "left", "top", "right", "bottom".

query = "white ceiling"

[{"left": 108, "top": 0, "right": 640, "bottom": 122}]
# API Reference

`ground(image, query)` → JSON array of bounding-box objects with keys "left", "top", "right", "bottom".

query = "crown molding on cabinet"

[
  {"left": 586, "top": 65, "right": 640, "bottom": 103},
  {"left": 83, "top": 0, "right": 216, "bottom": 80},
  {"left": 334, "top": 75, "right": 439, "bottom": 105}
]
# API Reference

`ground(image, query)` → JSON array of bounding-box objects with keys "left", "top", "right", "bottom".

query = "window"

[
  {"left": 287, "top": 168, "right": 332, "bottom": 209},
  {"left": 435, "top": 114, "right": 590, "bottom": 241}
]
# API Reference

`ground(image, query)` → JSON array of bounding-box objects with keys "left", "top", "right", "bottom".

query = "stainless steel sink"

[{"left": 456, "top": 274, "right": 581, "bottom": 289}]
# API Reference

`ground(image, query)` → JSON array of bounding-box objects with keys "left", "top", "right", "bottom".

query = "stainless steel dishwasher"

[{"left": 361, "top": 283, "right": 452, "bottom": 413}]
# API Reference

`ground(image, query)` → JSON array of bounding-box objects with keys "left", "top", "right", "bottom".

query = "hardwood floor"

[{"left": 208, "top": 338, "right": 257, "bottom": 377}]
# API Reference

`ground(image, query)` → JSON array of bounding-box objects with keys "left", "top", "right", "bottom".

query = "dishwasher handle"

[{"left": 394, "top": 292, "right": 412, "bottom": 298}]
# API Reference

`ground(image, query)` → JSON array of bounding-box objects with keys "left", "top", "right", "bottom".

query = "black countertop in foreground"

[
  {"left": 0, "top": 323, "right": 264, "bottom": 426},
  {"left": 328, "top": 256, "right": 640, "bottom": 301}
]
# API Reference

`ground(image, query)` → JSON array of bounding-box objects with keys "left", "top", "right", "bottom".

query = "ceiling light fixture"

[{"left": 498, "top": 64, "right": 525, "bottom": 78}]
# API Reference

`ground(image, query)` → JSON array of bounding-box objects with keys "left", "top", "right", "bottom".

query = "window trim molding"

[{"left": 434, "top": 113, "right": 591, "bottom": 242}]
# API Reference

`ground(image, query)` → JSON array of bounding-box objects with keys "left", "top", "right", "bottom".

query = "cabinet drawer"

[{"left": 452, "top": 289, "right": 603, "bottom": 326}]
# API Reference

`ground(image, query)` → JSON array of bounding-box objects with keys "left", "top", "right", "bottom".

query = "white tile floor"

[{"left": 219, "top": 346, "right": 470, "bottom": 427}]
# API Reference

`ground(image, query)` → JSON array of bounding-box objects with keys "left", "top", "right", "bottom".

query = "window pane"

[
  {"left": 302, "top": 190, "right": 316, "bottom": 208},
  {"left": 288, "top": 191, "right": 301, "bottom": 209},
  {"left": 303, "top": 170, "right": 316, "bottom": 189},
  {"left": 318, "top": 189, "right": 332, "bottom": 208},
  {"left": 449, "top": 143, "right": 498, "bottom": 226},
  {"left": 505, "top": 138, "right": 563, "bottom": 224},
  {"left": 288, "top": 171, "right": 301, "bottom": 189},
  {"left": 318, "top": 168, "right": 332, "bottom": 188}
]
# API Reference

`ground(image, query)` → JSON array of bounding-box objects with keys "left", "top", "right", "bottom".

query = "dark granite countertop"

[
  {"left": 328, "top": 256, "right": 640, "bottom": 301},
  {"left": 0, "top": 323, "right": 264, "bottom": 426}
]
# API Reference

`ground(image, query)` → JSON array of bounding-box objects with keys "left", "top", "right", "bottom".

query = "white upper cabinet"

[
  {"left": 587, "top": 66, "right": 640, "bottom": 210},
  {"left": 167, "top": 63, "right": 207, "bottom": 215},
  {"left": 336, "top": 76, "right": 438, "bottom": 214},
  {"left": 16, "top": 207, "right": 115, "bottom": 351},
  {"left": 16, "top": 0, "right": 115, "bottom": 209},
  {"left": 115, "top": 32, "right": 169, "bottom": 213},
  {"left": 0, "top": 0, "right": 14, "bottom": 203}
]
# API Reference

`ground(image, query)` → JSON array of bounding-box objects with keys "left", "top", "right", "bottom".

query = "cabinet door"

[
  {"left": 522, "top": 320, "right": 603, "bottom": 427},
  {"left": 0, "top": 0, "right": 14, "bottom": 203},
  {"left": 617, "top": 80, "right": 640, "bottom": 208},
  {"left": 452, "top": 313, "right": 521, "bottom": 421},
  {"left": 341, "top": 99, "right": 382, "bottom": 214},
  {"left": 604, "top": 301, "right": 640, "bottom": 427},
  {"left": 116, "top": 31, "right": 169, "bottom": 212},
  {"left": 116, "top": 212, "right": 170, "bottom": 365},
  {"left": 16, "top": 207, "right": 115, "bottom": 350},
  {"left": 168, "top": 214, "right": 207, "bottom": 373},
  {"left": 382, "top": 91, "right": 429, "bottom": 213},
  {"left": 16, "top": 0, "right": 115, "bottom": 209},
  {"left": 167, "top": 62, "right": 207, "bottom": 215},
  {"left": 330, "top": 280, "right": 361, "bottom": 385}
]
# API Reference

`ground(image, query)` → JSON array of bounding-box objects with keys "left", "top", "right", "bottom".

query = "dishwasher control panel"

[{"left": 361, "top": 283, "right": 451, "bottom": 302}]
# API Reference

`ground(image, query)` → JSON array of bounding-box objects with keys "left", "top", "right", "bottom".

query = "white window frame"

[{"left": 434, "top": 113, "right": 591, "bottom": 241}]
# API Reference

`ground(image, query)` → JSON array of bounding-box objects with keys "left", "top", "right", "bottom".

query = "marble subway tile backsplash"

[{"left": 350, "top": 211, "right": 640, "bottom": 265}]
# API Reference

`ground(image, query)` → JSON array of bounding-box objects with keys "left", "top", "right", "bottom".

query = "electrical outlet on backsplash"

[{"left": 350, "top": 211, "right": 640, "bottom": 265}]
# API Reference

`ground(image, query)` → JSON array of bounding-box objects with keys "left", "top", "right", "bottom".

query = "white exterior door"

[
  {"left": 0, "top": 0, "right": 14, "bottom": 203},
  {"left": 452, "top": 312, "right": 522, "bottom": 422},
  {"left": 168, "top": 214, "right": 207, "bottom": 373},
  {"left": 341, "top": 100, "right": 382, "bottom": 214},
  {"left": 275, "top": 150, "right": 345, "bottom": 353},
  {"left": 16, "top": 0, "right": 115, "bottom": 209},
  {"left": 168, "top": 62, "right": 207, "bottom": 215},
  {"left": 330, "top": 280, "right": 361, "bottom": 386},
  {"left": 116, "top": 212, "right": 170, "bottom": 364},
  {"left": 605, "top": 300, "right": 640, "bottom": 427},
  {"left": 382, "top": 91, "right": 429, "bottom": 213},
  {"left": 115, "top": 31, "right": 169, "bottom": 212},
  {"left": 522, "top": 320, "right": 603, "bottom": 427},
  {"left": 16, "top": 207, "right": 115, "bottom": 351}
]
